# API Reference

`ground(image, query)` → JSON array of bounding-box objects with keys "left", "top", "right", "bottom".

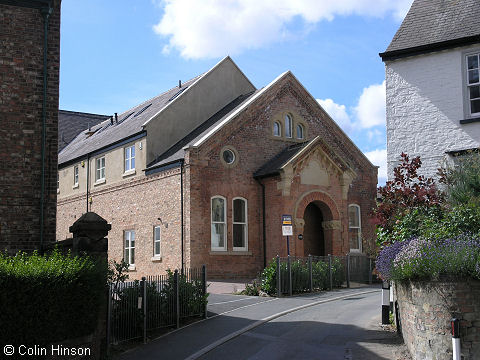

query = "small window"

[
  {"left": 285, "top": 114, "right": 293, "bottom": 138},
  {"left": 153, "top": 226, "right": 161, "bottom": 257},
  {"left": 211, "top": 196, "right": 226, "bottom": 251},
  {"left": 73, "top": 165, "right": 79, "bottom": 186},
  {"left": 273, "top": 121, "right": 281, "bottom": 137},
  {"left": 233, "top": 198, "right": 248, "bottom": 251},
  {"left": 96, "top": 156, "right": 105, "bottom": 181},
  {"left": 125, "top": 145, "right": 135, "bottom": 172},
  {"left": 222, "top": 149, "right": 235, "bottom": 164},
  {"left": 467, "top": 53, "right": 480, "bottom": 116},
  {"left": 348, "top": 205, "right": 361, "bottom": 252},
  {"left": 124, "top": 230, "right": 135, "bottom": 265},
  {"left": 296, "top": 124, "right": 304, "bottom": 139}
]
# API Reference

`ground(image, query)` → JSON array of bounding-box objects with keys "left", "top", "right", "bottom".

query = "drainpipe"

[
  {"left": 86, "top": 154, "right": 90, "bottom": 212},
  {"left": 255, "top": 178, "right": 267, "bottom": 268},
  {"left": 39, "top": 3, "right": 53, "bottom": 254},
  {"left": 180, "top": 159, "right": 184, "bottom": 275}
]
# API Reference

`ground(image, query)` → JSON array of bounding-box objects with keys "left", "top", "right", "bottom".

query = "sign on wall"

[{"left": 282, "top": 214, "right": 293, "bottom": 236}]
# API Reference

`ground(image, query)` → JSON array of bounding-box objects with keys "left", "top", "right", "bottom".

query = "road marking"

[
  {"left": 208, "top": 297, "right": 254, "bottom": 305},
  {"left": 185, "top": 289, "right": 380, "bottom": 360}
]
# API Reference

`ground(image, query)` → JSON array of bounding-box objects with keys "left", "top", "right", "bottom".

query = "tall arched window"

[
  {"left": 232, "top": 197, "right": 248, "bottom": 251},
  {"left": 285, "top": 114, "right": 293, "bottom": 138},
  {"left": 296, "top": 124, "right": 304, "bottom": 139},
  {"left": 273, "top": 121, "right": 281, "bottom": 137},
  {"left": 211, "top": 196, "right": 226, "bottom": 251},
  {"left": 348, "top": 204, "right": 361, "bottom": 252}
]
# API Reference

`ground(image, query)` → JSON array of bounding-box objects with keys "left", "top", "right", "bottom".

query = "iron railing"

[
  {"left": 276, "top": 254, "right": 374, "bottom": 297},
  {"left": 107, "top": 265, "right": 207, "bottom": 346}
]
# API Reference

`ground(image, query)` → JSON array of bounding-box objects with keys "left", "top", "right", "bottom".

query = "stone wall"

[
  {"left": 385, "top": 45, "right": 480, "bottom": 181},
  {"left": 0, "top": 0, "right": 61, "bottom": 253},
  {"left": 396, "top": 279, "right": 480, "bottom": 360}
]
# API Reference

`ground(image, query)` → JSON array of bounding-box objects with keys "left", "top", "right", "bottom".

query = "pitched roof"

[
  {"left": 253, "top": 141, "right": 311, "bottom": 178},
  {"left": 58, "top": 110, "right": 109, "bottom": 152},
  {"left": 58, "top": 76, "right": 200, "bottom": 166},
  {"left": 380, "top": 0, "right": 480, "bottom": 61},
  {"left": 146, "top": 91, "right": 258, "bottom": 171}
]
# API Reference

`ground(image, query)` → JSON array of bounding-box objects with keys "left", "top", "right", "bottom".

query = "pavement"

[{"left": 117, "top": 286, "right": 410, "bottom": 360}]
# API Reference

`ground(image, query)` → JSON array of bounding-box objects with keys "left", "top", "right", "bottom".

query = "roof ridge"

[{"left": 59, "top": 109, "right": 109, "bottom": 118}]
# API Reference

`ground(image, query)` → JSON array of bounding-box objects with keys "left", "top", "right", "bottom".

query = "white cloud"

[
  {"left": 317, "top": 98, "right": 354, "bottom": 135},
  {"left": 153, "top": 0, "right": 413, "bottom": 59},
  {"left": 365, "top": 148, "right": 387, "bottom": 184},
  {"left": 355, "top": 81, "right": 386, "bottom": 128}
]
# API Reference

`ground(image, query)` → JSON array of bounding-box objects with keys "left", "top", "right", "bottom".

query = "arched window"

[
  {"left": 273, "top": 121, "right": 281, "bottom": 137},
  {"left": 348, "top": 204, "right": 361, "bottom": 252},
  {"left": 296, "top": 124, "right": 304, "bottom": 139},
  {"left": 285, "top": 114, "right": 293, "bottom": 138},
  {"left": 211, "top": 196, "right": 226, "bottom": 251},
  {"left": 232, "top": 197, "right": 248, "bottom": 251}
]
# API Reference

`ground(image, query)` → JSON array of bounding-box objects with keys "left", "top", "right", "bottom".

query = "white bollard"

[
  {"left": 451, "top": 318, "right": 460, "bottom": 360},
  {"left": 381, "top": 281, "right": 390, "bottom": 325}
]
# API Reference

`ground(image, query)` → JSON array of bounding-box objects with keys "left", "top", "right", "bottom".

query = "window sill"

[
  {"left": 94, "top": 178, "right": 106, "bottom": 186},
  {"left": 209, "top": 250, "right": 252, "bottom": 256},
  {"left": 349, "top": 250, "right": 364, "bottom": 255},
  {"left": 151, "top": 256, "right": 162, "bottom": 262},
  {"left": 122, "top": 169, "right": 136, "bottom": 178},
  {"left": 72, "top": 184, "right": 79, "bottom": 189},
  {"left": 128, "top": 265, "right": 136, "bottom": 271},
  {"left": 460, "top": 117, "right": 480, "bottom": 124}
]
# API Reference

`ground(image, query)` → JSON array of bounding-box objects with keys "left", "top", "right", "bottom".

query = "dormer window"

[
  {"left": 273, "top": 121, "right": 281, "bottom": 137},
  {"left": 285, "top": 114, "right": 293, "bottom": 138},
  {"left": 296, "top": 124, "right": 304, "bottom": 139}
]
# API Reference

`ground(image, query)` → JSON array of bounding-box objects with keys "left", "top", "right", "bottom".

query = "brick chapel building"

[
  {"left": 0, "top": 0, "right": 61, "bottom": 254},
  {"left": 57, "top": 57, "right": 377, "bottom": 278}
]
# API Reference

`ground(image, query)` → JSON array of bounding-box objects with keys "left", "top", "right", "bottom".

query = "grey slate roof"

[
  {"left": 146, "top": 91, "right": 258, "bottom": 171},
  {"left": 381, "top": 0, "right": 480, "bottom": 60},
  {"left": 58, "top": 76, "right": 200, "bottom": 166},
  {"left": 58, "top": 110, "right": 109, "bottom": 152},
  {"left": 253, "top": 141, "right": 311, "bottom": 178}
]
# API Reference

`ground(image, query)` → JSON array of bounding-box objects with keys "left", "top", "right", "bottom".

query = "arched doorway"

[{"left": 303, "top": 202, "right": 324, "bottom": 256}]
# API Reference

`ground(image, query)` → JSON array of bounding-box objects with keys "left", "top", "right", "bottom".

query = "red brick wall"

[
  {"left": 188, "top": 73, "right": 377, "bottom": 278},
  {"left": 0, "top": 1, "right": 61, "bottom": 253},
  {"left": 57, "top": 169, "right": 183, "bottom": 280}
]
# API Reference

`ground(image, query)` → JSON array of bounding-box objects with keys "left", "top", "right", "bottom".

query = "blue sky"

[{"left": 59, "top": 0, "right": 414, "bottom": 184}]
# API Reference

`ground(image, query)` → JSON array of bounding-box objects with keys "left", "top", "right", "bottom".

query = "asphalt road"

[{"left": 118, "top": 286, "right": 402, "bottom": 360}]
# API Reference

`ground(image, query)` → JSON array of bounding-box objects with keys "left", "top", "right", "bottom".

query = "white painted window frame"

[
  {"left": 124, "top": 230, "right": 135, "bottom": 267},
  {"left": 348, "top": 204, "right": 362, "bottom": 253},
  {"left": 211, "top": 196, "right": 227, "bottom": 251},
  {"left": 285, "top": 114, "right": 293, "bottom": 138},
  {"left": 273, "top": 121, "right": 281, "bottom": 137},
  {"left": 95, "top": 156, "right": 105, "bottom": 182},
  {"left": 296, "top": 123, "right": 304, "bottom": 139},
  {"left": 73, "top": 165, "right": 79, "bottom": 186},
  {"left": 232, "top": 197, "right": 248, "bottom": 252},
  {"left": 124, "top": 145, "right": 135, "bottom": 172},
  {"left": 462, "top": 49, "right": 480, "bottom": 120},
  {"left": 153, "top": 225, "right": 161, "bottom": 257}
]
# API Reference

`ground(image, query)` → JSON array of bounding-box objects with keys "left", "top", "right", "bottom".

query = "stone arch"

[
  {"left": 294, "top": 190, "right": 340, "bottom": 223},
  {"left": 294, "top": 190, "right": 341, "bottom": 256}
]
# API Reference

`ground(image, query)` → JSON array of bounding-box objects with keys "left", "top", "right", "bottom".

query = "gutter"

[
  {"left": 39, "top": 1, "right": 53, "bottom": 254},
  {"left": 380, "top": 35, "right": 480, "bottom": 62}
]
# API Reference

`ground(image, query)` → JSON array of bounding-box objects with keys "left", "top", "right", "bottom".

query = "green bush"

[
  {"left": 259, "top": 257, "right": 345, "bottom": 295},
  {"left": 0, "top": 249, "right": 107, "bottom": 347}
]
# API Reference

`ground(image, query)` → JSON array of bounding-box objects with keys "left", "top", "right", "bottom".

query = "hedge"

[{"left": 0, "top": 249, "right": 107, "bottom": 347}]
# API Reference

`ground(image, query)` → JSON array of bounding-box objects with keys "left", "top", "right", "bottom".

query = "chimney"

[
  {"left": 179, "top": 80, "right": 182, "bottom": 88},
  {"left": 114, "top": 112, "right": 118, "bottom": 123}
]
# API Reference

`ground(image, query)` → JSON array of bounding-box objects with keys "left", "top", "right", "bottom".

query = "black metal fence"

[
  {"left": 107, "top": 266, "right": 207, "bottom": 346},
  {"left": 276, "top": 254, "right": 375, "bottom": 296}
]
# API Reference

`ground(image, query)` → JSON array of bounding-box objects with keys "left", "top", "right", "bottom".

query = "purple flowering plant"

[{"left": 377, "top": 234, "right": 480, "bottom": 281}]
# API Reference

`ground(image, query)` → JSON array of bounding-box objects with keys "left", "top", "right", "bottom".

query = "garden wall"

[{"left": 396, "top": 279, "right": 480, "bottom": 360}]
